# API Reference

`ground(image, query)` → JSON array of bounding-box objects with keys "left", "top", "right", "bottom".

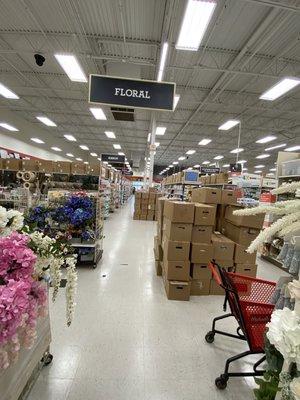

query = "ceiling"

[{"left": 0, "top": 0, "right": 299, "bottom": 174}]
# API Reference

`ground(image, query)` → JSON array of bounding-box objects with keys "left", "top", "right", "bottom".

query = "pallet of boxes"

[{"left": 133, "top": 189, "right": 162, "bottom": 221}]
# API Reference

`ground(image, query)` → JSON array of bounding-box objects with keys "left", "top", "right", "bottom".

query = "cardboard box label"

[
  {"left": 191, "top": 243, "right": 213, "bottom": 264},
  {"left": 190, "top": 279, "right": 210, "bottom": 295}
]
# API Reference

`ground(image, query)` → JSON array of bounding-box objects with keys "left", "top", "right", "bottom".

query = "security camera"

[{"left": 34, "top": 54, "right": 45, "bottom": 67}]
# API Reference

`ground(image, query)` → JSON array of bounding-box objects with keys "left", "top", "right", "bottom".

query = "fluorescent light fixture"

[
  {"left": 0, "top": 83, "right": 19, "bottom": 99},
  {"left": 0, "top": 122, "right": 19, "bottom": 131},
  {"left": 266, "top": 173, "right": 275, "bottom": 176},
  {"left": 222, "top": 164, "right": 230, "bottom": 168},
  {"left": 186, "top": 149, "right": 196, "bottom": 155},
  {"left": 51, "top": 147, "right": 61, "bottom": 152},
  {"left": 256, "top": 154, "right": 270, "bottom": 159},
  {"left": 90, "top": 152, "right": 97, "bottom": 157},
  {"left": 230, "top": 148, "right": 244, "bottom": 154},
  {"left": 209, "top": 163, "right": 216, "bottom": 166},
  {"left": 214, "top": 155, "right": 224, "bottom": 160},
  {"left": 265, "top": 143, "right": 286, "bottom": 151},
  {"left": 178, "top": 156, "right": 186, "bottom": 161},
  {"left": 31, "top": 138, "right": 44, "bottom": 144},
  {"left": 118, "top": 152, "right": 125, "bottom": 156},
  {"left": 84, "top": 161, "right": 88, "bottom": 165},
  {"left": 157, "top": 42, "right": 169, "bottom": 82},
  {"left": 237, "top": 160, "right": 247, "bottom": 164},
  {"left": 173, "top": 94, "right": 180, "bottom": 110},
  {"left": 175, "top": 0, "right": 217, "bottom": 51},
  {"left": 198, "top": 138, "right": 211, "bottom": 146},
  {"left": 113, "top": 144, "right": 121, "bottom": 149},
  {"left": 166, "top": 167, "right": 170, "bottom": 170},
  {"left": 168, "top": 165, "right": 173, "bottom": 168},
  {"left": 269, "top": 168, "right": 277, "bottom": 171},
  {"left": 54, "top": 54, "right": 87, "bottom": 82},
  {"left": 76, "top": 157, "right": 82, "bottom": 161},
  {"left": 64, "top": 134, "right": 76, "bottom": 142},
  {"left": 156, "top": 126, "right": 166, "bottom": 135},
  {"left": 255, "top": 170, "right": 262, "bottom": 174},
  {"left": 202, "top": 161, "right": 210, "bottom": 164},
  {"left": 259, "top": 77, "right": 300, "bottom": 101},
  {"left": 243, "top": 167, "right": 248, "bottom": 171},
  {"left": 66, "top": 153, "right": 74, "bottom": 157},
  {"left": 285, "top": 145, "right": 300, "bottom": 152},
  {"left": 147, "top": 133, "right": 151, "bottom": 142},
  {"left": 255, "top": 165, "right": 265, "bottom": 168},
  {"left": 36, "top": 116, "right": 57, "bottom": 127},
  {"left": 155, "top": 142, "right": 160, "bottom": 147},
  {"left": 89, "top": 107, "right": 106, "bottom": 120},
  {"left": 105, "top": 131, "right": 116, "bottom": 139},
  {"left": 256, "top": 135, "right": 276, "bottom": 144},
  {"left": 173, "top": 161, "right": 179, "bottom": 165},
  {"left": 193, "top": 164, "right": 200, "bottom": 168},
  {"left": 218, "top": 120, "right": 240, "bottom": 130},
  {"left": 79, "top": 145, "right": 89, "bottom": 150}
]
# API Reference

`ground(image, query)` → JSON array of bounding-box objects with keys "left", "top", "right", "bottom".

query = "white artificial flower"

[
  {"left": 6, "top": 209, "right": 24, "bottom": 231},
  {"left": 0, "top": 206, "right": 8, "bottom": 229}
]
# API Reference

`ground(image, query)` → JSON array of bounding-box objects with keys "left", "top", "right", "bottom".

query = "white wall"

[{"left": 0, "top": 133, "right": 69, "bottom": 161}]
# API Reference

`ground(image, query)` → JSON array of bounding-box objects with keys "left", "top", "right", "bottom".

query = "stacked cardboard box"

[
  {"left": 162, "top": 201, "right": 194, "bottom": 301},
  {"left": 223, "top": 204, "right": 264, "bottom": 277},
  {"left": 190, "top": 203, "right": 216, "bottom": 295},
  {"left": 154, "top": 235, "right": 163, "bottom": 276},
  {"left": 133, "top": 190, "right": 162, "bottom": 220}
]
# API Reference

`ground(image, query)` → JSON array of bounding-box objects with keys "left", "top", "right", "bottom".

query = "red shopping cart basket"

[{"left": 206, "top": 261, "right": 276, "bottom": 390}]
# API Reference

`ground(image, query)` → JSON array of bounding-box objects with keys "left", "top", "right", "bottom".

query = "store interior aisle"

[{"left": 28, "top": 199, "right": 286, "bottom": 400}]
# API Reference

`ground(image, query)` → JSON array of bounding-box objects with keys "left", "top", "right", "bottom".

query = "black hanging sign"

[
  {"left": 101, "top": 154, "right": 125, "bottom": 164},
  {"left": 230, "top": 163, "right": 242, "bottom": 172},
  {"left": 89, "top": 75, "right": 175, "bottom": 111},
  {"left": 200, "top": 166, "right": 220, "bottom": 174}
]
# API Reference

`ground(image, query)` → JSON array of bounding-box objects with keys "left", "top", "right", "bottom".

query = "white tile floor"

[{"left": 27, "top": 199, "right": 289, "bottom": 400}]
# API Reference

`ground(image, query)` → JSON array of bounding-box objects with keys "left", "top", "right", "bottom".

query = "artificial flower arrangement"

[
  {"left": 0, "top": 206, "right": 77, "bottom": 370},
  {"left": 233, "top": 183, "right": 300, "bottom": 399}
]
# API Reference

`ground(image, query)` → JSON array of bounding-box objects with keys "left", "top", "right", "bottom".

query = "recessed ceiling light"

[
  {"left": 113, "top": 144, "right": 121, "bottom": 149},
  {"left": 168, "top": 165, "right": 173, "bottom": 168},
  {"left": 202, "top": 161, "right": 210, "bottom": 164},
  {"left": 193, "top": 164, "right": 200, "bottom": 168},
  {"left": 157, "top": 42, "right": 169, "bottom": 82},
  {"left": 198, "top": 139, "right": 211, "bottom": 146},
  {"left": 64, "top": 134, "right": 76, "bottom": 142},
  {"left": 89, "top": 107, "right": 106, "bottom": 120},
  {"left": 218, "top": 120, "right": 240, "bottom": 130},
  {"left": 186, "top": 149, "right": 196, "bottom": 155},
  {"left": 256, "top": 154, "right": 270, "bottom": 159},
  {"left": 54, "top": 54, "right": 87, "bottom": 82},
  {"left": 175, "top": 0, "right": 217, "bottom": 51},
  {"left": 76, "top": 157, "right": 82, "bottom": 161},
  {"left": 66, "top": 153, "right": 74, "bottom": 157},
  {"left": 256, "top": 135, "right": 277, "bottom": 144},
  {"left": 214, "top": 155, "right": 224, "bottom": 160},
  {"left": 156, "top": 126, "right": 166, "bottom": 136},
  {"left": 265, "top": 143, "right": 286, "bottom": 151},
  {"left": 118, "top": 152, "right": 125, "bottom": 155},
  {"left": 230, "top": 148, "right": 244, "bottom": 154},
  {"left": 51, "top": 147, "right": 61, "bottom": 152},
  {"left": 79, "top": 145, "right": 89, "bottom": 150},
  {"left": 178, "top": 156, "right": 186, "bottom": 160},
  {"left": 255, "top": 165, "right": 265, "bottom": 168},
  {"left": 155, "top": 142, "right": 160, "bottom": 147},
  {"left": 222, "top": 164, "right": 230, "bottom": 167},
  {"left": 84, "top": 161, "right": 88, "bottom": 165},
  {"left": 36, "top": 116, "right": 57, "bottom": 127},
  {"left": 173, "top": 161, "right": 179, "bottom": 165},
  {"left": 90, "top": 152, "right": 97, "bottom": 157},
  {"left": 237, "top": 160, "right": 247, "bottom": 164},
  {"left": 254, "top": 170, "right": 262, "bottom": 174},
  {"left": 105, "top": 131, "right": 116, "bottom": 139},
  {"left": 259, "top": 77, "right": 300, "bottom": 101},
  {"left": 173, "top": 94, "right": 180, "bottom": 110},
  {"left": 284, "top": 145, "right": 300, "bottom": 152},
  {"left": 0, "top": 122, "right": 19, "bottom": 131},
  {"left": 31, "top": 137, "right": 44, "bottom": 144},
  {"left": 269, "top": 168, "right": 276, "bottom": 171},
  {"left": 0, "top": 83, "right": 19, "bottom": 99}
]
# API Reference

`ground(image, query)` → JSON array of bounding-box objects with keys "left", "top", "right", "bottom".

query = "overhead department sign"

[{"left": 89, "top": 75, "right": 175, "bottom": 111}]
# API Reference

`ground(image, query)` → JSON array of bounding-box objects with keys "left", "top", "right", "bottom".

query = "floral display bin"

[{"left": 0, "top": 312, "right": 51, "bottom": 400}]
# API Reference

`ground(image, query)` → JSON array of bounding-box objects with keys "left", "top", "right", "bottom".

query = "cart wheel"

[
  {"left": 42, "top": 353, "right": 53, "bottom": 366},
  {"left": 205, "top": 331, "right": 215, "bottom": 343},
  {"left": 215, "top": 375, "right": 228, "bottom": 390}
]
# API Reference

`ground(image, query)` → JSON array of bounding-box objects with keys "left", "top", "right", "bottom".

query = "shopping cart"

[{"left": 205, "top": 261, "right": 276, "bottom": 389}]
